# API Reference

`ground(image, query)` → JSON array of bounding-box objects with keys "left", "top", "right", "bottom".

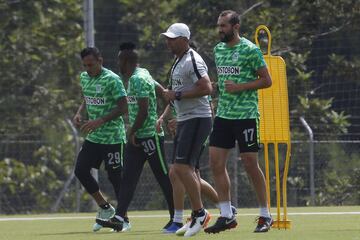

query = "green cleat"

[
  {"left": 92, "top": 223, "right": 103, "bottom": 232},
  {"left": 96, "top": 204, "right": 115, "bottom": 221}
]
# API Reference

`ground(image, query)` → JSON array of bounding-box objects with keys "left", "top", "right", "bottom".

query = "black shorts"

[
  {"left": 126, "top": 134, "right": 169, "bottom": 175},
  {"left": 173, "top": 117, "right": 212, "bottom": 167},
  {"left": 76, "top": 140, "right": 124, "bottom": 171},
  {"left": 171, "top": 142, "right": 207, "bottom": 170},
  {"left": 209, "top": 117, "right": 260, "bottom": 153}
]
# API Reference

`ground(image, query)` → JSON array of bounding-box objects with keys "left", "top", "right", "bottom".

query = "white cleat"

[
  {"left": 175, "top": 221, "right": 190, "bottom": 236},
  {"left": 184, "top": 209, "right": 211, "bottom": 237}
]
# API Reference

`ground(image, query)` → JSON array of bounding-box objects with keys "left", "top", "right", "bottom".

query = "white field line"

[{"left": 0, "top": 212, "right": 359, "bottom": 222}]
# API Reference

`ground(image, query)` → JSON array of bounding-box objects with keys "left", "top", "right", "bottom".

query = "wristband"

[{"left": 175, "top": 91, "right": 182, "bottom": 101}]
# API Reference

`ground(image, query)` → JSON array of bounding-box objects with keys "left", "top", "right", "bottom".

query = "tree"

[
  {"left": 0, "top": 0, "right": 84, "bottom": 213},
  {"left": 113, "top": 0, "right": 359, "bottom": 206}
]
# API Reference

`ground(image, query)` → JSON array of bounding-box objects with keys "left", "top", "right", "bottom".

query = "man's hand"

[
  {"left": 167, "top": 118, "right": 177, "bottom": 137},
  {"left": 72, "top": 113, "right": 83, "bottom": 128},
  {"left": 156, "top": 117, "right": 163, "bottom": 133},
  {"left": 211, "top": 81, "right": 218, "bottom": 89},
  {"left": 128, "top": 132, "right": 139, "bottom": 146},
  {"left": 163, "top": 89, "right": 176, "bottom": 101},
  {"left": 80, "top": 118, "right": 104, "bottom": 134},
  {"left": 224, "top": 80, "right": 242, "bottom": 93}
]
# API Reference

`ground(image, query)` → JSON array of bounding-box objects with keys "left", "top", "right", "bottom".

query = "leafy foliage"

[
  {"left": 0, "top": 0, "right": 359, "bottom": 213},
  {"left": 0, "top": 0, "right": 84, "bottom": 213}
]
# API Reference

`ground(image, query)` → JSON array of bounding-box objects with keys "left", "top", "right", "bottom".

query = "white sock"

[
  {"left": 114, "top": 215, "right": 124, "bottom": 221},
  {"left": 219, "top": 201, "right": 232, "bottom": 218},
  {"left": 215, "top": 203, "right": 220, "bottom": 210},
  {"left": 173, "top": 209, "right": 183, "bottom": 223},
  {"left": 259, "top": 207, "right": 271, "bottom": 218}
]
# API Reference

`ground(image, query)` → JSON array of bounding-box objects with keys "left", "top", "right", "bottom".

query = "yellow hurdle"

[{"left": 255, "top": 25, "right": 292, "bottom": 229}]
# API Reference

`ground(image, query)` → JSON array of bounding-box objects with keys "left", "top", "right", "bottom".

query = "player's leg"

[
  {"left": 145, "top": 135, "right": 177, "bottom": 232},
  {"left": 98, "top": 142, "right": 146, "bottom": 231},
  {"left": 240, "top": 152, "right": 272, "bottom": 232},
  {"left": 104, "top": 143, "right": 124, "bottom": 198},
  {"left": 115, "top": 142, "right": 146, "bottom": 218},
  {"left": 74, "top": 140, "right": 115, "bottom": 231},
  {"left": 97, "top": 142, "right": 128, "bottom": 232},
  {"left": 173, "top": 117, "right": 212, "bottom": 237},
  {"left": 195, "top": 141, "right": 238, "bottom": 216},
  {"left": 167, "top": 166, "right": 186, "bottom": 233},
  {"left": 209, "top": 118, "right": 234, "bottom": 213},
  {"left": 197, "top": 166, "right": 238, "bottom": 216},
  {"left": 166, "top": 130, "right": 186, "bottom": 232},
  {"left": 199, "top": 175, "right": 218, "bottom": 204},
  {"left": 236, "top": 119, "right": 272, "bottom": 232},
  {"left": 205, "top": 117, "right": 237, "bottom": 234},
  {"left": 75, "top": 141, "right": 106, "bottom": 204},
  {"left": 194, "top": 144, "right": 220, "bottom": 205}
]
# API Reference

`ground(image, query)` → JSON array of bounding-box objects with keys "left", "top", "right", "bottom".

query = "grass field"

[{"left": 1, "top": 206, "right": 359, "bottom": 240}]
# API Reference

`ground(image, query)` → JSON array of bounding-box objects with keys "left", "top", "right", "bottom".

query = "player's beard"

[{"left": 219, "top": 31, "right": 235, "bottom": 43}]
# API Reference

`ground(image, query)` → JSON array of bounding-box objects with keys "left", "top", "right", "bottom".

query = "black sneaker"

[
  {"left": 162, "top": 219, "right": 173, "bottom": 230},
  {"left": 204, "top": 216, "right": 237, "bottom": 234},
  {"left": 96, "top": 216, "right": 123, "bottom": 232},
  {"left": 231, "top": 205, "right": 237, "bottom": 215},
  {"left": 254, "top": 216, "right": 273, "bottom": 233}
]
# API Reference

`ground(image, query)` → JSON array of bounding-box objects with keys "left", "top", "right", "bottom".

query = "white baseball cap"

[{"left": 161, "top": 23, "right": 190, "bottom": 39}]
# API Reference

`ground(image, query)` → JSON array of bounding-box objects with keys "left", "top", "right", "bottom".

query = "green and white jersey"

[
  {"left": 214, "top": 37, "right": 266, "bottom": 119},
  {"left": 80, "top": 67, "right": 127, "bottom": 144},
  {"left": 127, "top": 67, "right": 163, "bottom": 138}
]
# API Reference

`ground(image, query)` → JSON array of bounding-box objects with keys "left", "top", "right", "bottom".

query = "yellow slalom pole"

[
  {"left": 282, "top": 143, "right": 292, "bottom": 228},
  {"left": 255, "top": 25, "right": 272, "bottom": 56},
  {"left": 274, "top": 143, "right": 281, "bottom": 228},
  {"left": 256, "top": 24, "right": 292, "bottom": 229},
  {"left": 264, "top": 142, "right": 271, "bottom": 210}
]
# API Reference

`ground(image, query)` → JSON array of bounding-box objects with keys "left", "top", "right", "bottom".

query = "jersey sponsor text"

[
  {"left": 84, "top": 96, "right": 106, "bottom": 105},
  {"left": 217, "top": 66, "right": 241, "bottom": 75}
]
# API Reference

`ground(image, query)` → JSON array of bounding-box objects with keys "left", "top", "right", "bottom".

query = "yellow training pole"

[{"left": 256, "top": 25, "right": 292, "bottom": 229}]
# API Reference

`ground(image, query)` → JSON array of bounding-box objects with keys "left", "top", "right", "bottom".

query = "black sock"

[
  {"left": 99, "top": 203, "right": 110, "bottom": 209},
  {"left": 193, "top": 208, "right": 205, "bottom": 217}
]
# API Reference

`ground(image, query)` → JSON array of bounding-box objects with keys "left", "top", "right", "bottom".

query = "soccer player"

[
  {"left": 157, "top": 103, "right": 237, "bottom": 235},
  {"left": 96, "top": 42, "right": 174, "bottom": 232},
  {"left": 73, "top": 47, "right": 128, "bottom": 231},
  {"left": 160, "top": 23, "right": 213, "bottom": 237},
  {"left": 204, "top": 10, "right": 273, "bottom": 234}
]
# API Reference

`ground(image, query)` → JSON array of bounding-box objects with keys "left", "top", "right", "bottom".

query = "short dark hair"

[
  {"left": 119, "top": 42, "right": 136, "bottom": 51},
  {"left": 80, "top": 47, "right": 101, "bottom": 59},
  {"left": 219, "top": 10, "right": 240, "bottom": 26},
  {"left": 189, "top": 41, "right": 198, "bottom": 51},
  {"left": 118, "top": 42, "right": 138, "bottom": 64}
]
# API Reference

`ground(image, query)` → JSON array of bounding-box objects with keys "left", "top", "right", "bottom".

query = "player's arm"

[
  {"left": 154, "top": 81, "right": 165, "bottom": 97},
  {"left": 156, "top": 104, "right": 171, "bottom": 133},
  {"left": 224, "top": 66, "right": 272, "bottom": 93},
  {"left": 80, "top": 96, "right": 128, "bottom": 134},
  {"left": 182, "top": 75, "right": 212, "bottom": 98},
  {"left": 128, "top": 97, "right": 148, "bottom": 145},
  {"left": 164, "top": 75, "right": 212, "bottom": 100},
  {"left": 154, "top": 80, "right": 171, "bottom": 105},
  {"left": 73, "top": 98, "right": 86, "bottom": 128},
  {"left": 101, "top": 96, "right": 128, "bottom": 122}
]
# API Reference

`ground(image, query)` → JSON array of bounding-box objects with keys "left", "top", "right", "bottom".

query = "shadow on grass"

[{"left": 38, "top": 230, "right": 161, "bottom": 236}]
